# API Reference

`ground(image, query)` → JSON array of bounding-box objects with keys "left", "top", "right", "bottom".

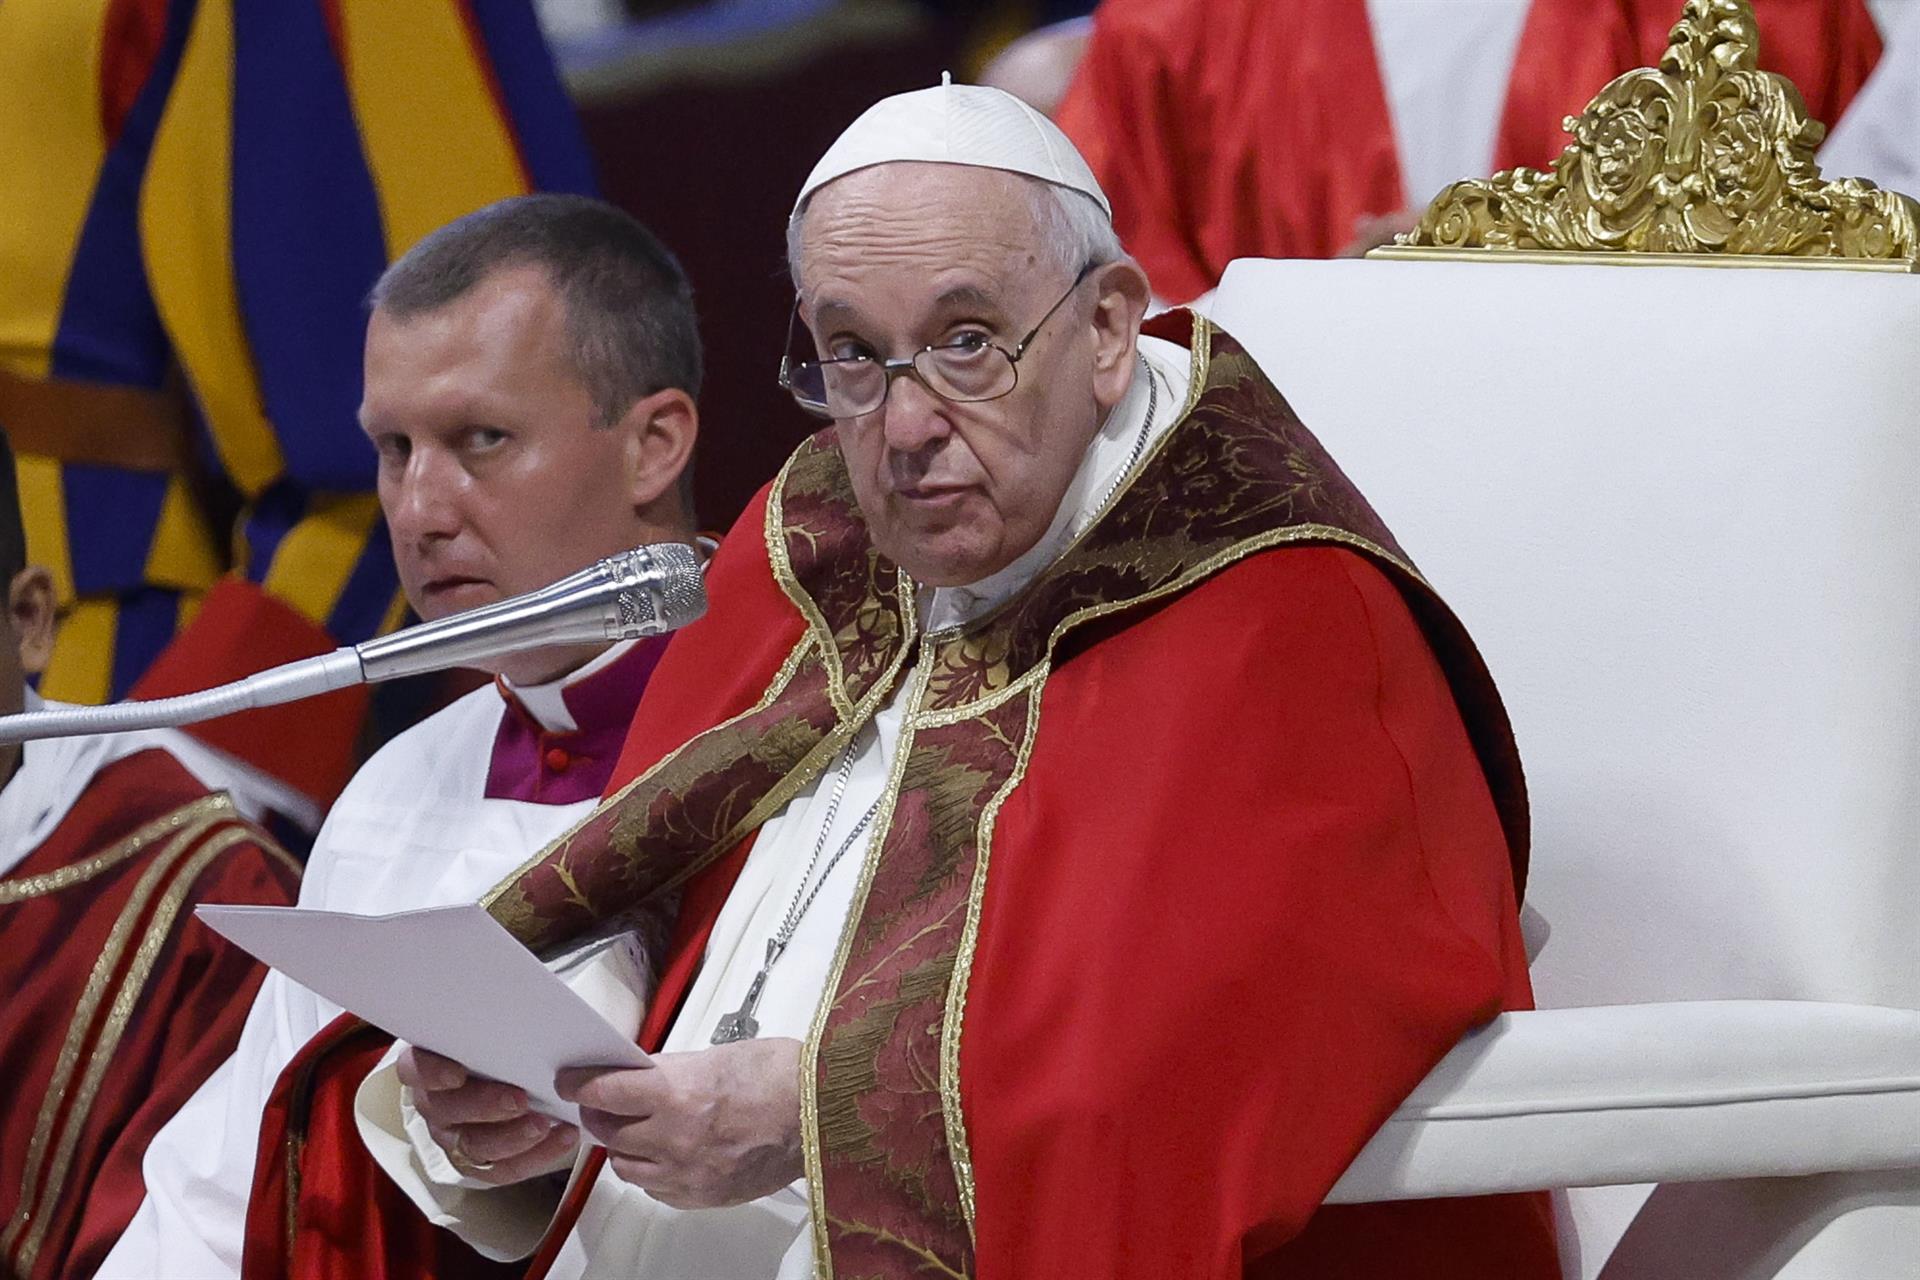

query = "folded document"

[{"left": 197, "top": 902, "right": 649, "bottom": 1123}]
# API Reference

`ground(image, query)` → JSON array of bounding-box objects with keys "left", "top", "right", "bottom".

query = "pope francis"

[{"left": 259, "top": 80, "right": 1560, "bottom": 1280}]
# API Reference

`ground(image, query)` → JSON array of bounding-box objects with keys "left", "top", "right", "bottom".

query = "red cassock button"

[{"left": 544, "top": 746, "right": 572, "bottom": 773}]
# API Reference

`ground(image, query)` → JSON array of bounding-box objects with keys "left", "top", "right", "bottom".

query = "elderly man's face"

[
  {"left": 797, "top": 164, "right": 1143, "bottom": 587},
  {"left": 360, "top": 265, "right": 689, "bottom": 682}
]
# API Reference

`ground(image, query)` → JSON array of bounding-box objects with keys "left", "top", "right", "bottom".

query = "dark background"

[{"left": 575, "top": 13, "right": 977, "bottom": 532}]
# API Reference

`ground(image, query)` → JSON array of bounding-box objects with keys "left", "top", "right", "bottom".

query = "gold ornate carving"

[{"left": 1379, "top": 0, "right": 1918, "bottom": 267}]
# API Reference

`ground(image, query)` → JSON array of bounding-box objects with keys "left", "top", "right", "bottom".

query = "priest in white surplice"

[{"left": 95, "top": 193, "right": 703, "bottom": 1280}]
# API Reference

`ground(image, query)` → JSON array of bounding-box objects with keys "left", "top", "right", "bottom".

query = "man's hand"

[
  {"left": 556, "top": 1037, "right": 804, "bottom": 1210},
  {"left": 397, "top": 1045, "right": 579, "bottom": 1186}
]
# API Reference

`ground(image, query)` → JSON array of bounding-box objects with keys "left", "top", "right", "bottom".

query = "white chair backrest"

[
  {"left": 1206, "top": 257, "right": 1920, "bottom": 1013},
  {"left": 1208, "top": 258, "right": 1920, "bottom": 1279}
]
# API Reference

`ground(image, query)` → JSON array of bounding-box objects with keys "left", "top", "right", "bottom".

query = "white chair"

[{"left": 1206, "top": 251, "right": 1920, "bottom": 1278}]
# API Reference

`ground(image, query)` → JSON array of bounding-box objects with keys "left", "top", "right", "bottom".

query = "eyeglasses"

[{"left": 778, "top": 263, "right": 1098, "bottom": 420}]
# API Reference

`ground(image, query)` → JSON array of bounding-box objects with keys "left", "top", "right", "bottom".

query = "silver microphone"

[{"left": 0, "top": 543, "right": 707, "bottom": 746}]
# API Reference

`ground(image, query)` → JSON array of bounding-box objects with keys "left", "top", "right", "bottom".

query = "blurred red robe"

[
  {"left": 1058, "top": 0, "right": 1881, "bottom": 301},
  {"left": 0, "top": 748, "right": 298, "bottom": 1280}
]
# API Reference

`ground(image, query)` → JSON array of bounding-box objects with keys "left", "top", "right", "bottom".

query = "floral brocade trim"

[
  {"left": 484, "top": 644, "right": 839, "bottom": 952},
  {"left": 938, "top": 678, "right": 1046, "bottom": 1234},
  {"left": 486, "top": 442, "right": 919, "bottom": 955},
  {"left": 767, "top": 440, "right": 857, "bottom": 722},
  {"left": 769, "top": 431, "right": 918, "bottom": 722},
  {"left": 481, "top": 635, "right": 815, "bottom": 924},
  {"left": 809, "top": 676, "right": 1038, "bottom": 1277},
  {"left": 801, "top": 656, "right": 936, "bottom": 1278}
]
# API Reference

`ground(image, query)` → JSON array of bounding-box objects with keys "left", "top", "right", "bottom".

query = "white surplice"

[
  {"left": 364, "top": 336, "right": 1192, "bottom": 1278},
  {"left": 97, "top": 643, "right": 641, "bottom": 1280}
]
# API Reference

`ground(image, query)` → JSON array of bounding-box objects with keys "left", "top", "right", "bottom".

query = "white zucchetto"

[{"left": 792, "top": 73, "right": 1112, "bottom": 218}]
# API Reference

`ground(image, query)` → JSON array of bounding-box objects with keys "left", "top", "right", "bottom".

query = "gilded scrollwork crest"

[{"left": 1391, "top": 0, "right": 1918, "bottom": 263}]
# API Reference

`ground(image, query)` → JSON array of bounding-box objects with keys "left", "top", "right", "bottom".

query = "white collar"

[
  {"left": 496, "top": 638, "right": 636, "bottom": 733},
  {"left": 922, "top": 335, "right": 1190, "bottom": 634}
]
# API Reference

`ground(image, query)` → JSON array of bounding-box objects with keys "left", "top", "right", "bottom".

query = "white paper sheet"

[{"left": 197, "top": 902, "right": 649, "bottom": 1122}]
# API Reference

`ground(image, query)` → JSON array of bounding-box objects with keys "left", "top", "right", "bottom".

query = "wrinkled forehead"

[{"left": 795, "top": 162, "right": 1052, "bottom": 310}]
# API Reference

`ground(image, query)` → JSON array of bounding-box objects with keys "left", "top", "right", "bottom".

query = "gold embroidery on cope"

[
  {"left": 939, "top": 679, "right": 1046, "bottom": 1233},
  {"left": 768, "top": 444, "right": 858, "bottom": 722},
  {"left": 483, "top": 425, "right": 921, "bottom": 954},
  {"left": 488, "top": 632, "right": 823, "bottom": 914},
  {"left": 488, "top": 650, "right": 882, "bottom": 955},
  {"left": 803, "top": 655, "right": 937, "bottom": 1280},
  {"left": 811, "top": 677, "right": 1022, "bottom": 1275}
]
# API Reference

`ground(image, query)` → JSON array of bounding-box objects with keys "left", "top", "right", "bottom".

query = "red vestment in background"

[
  {"left": 1058, "top": 0, "right": 1882, "bottom": 301},
  {"left": 0, "top": 749, "right": 298, "bottom": 1280}
]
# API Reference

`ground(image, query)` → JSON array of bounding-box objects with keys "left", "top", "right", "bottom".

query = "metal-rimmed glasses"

[{"left": 777, "top": 262, "right": 1098, "bottom": 420}]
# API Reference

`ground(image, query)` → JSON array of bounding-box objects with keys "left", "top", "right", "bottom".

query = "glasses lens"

[
  {"left": 819, "top": 359, "right": 884, "bottom": 417},
  {"left": 788, "top": 359, "right": 885, "bottom": 418},
  {"left": 917, "top": 344, "right": 1016, "bottom": 403},
  {"left": 785, "top": 361, "right": 833, "bottom": 417}
]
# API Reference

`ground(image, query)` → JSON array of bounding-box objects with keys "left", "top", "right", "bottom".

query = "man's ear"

[
  {"left": 613, "top": 388, "right": 699, "bottom": 514},
  {"left": 1088, "top": 258, "right": 1152, "bottom": 412},
  {"left": 8, "top": 567, "right": 57, "bottom": 677}
]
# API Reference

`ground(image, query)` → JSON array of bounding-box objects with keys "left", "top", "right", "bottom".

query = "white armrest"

[{"left": 1327, "top": 1002, "right": 1920, "bottom": 1203}]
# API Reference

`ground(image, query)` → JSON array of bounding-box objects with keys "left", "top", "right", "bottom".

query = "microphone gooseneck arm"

[
  {"left": 0, "top": 651, "right": 367, "bottom": 744},
  {"left": 0, "top": 543, "right": 707, "bottom": 747}
]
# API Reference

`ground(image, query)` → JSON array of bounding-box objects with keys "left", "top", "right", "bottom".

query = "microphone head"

[
  {"left": 609, "top": 541, "right": 706, "bottom": 637},
  {"left": 353, "top": 541, "right": 709, "bottom": 684}
]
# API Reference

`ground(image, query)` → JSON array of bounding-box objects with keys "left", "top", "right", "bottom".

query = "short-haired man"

[
  {"left": 0, "top": 431, "right": 301, "bottom": 1280},
  {"left": 97, "top": 193, "right": 702, "bottom": 1280},
  {"left": 359, "top": 85, "right": 1559, "bottom": 1278}
]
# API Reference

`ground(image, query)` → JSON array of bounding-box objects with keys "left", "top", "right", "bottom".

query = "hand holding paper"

[
  {"left": 196, "top": 902, "right": 649, "bottom": 1125},
  {"left": 400, "top": 1043, "right": 582, "bottom": 1183}
]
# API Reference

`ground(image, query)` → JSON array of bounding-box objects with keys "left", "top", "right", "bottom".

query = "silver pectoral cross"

[{"left": 710, "top": 939, "right": 784, "bottom": 1045}]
